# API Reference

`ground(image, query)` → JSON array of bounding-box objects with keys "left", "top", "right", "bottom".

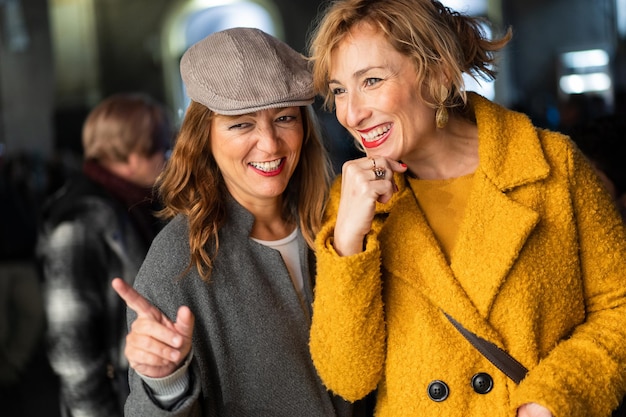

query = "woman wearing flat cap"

[{"left": 112, "top": 27, "right": 367, "bottom": 417}]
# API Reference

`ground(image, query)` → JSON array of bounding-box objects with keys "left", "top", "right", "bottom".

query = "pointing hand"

[{"left": 112, "top": 278, "right": 195, "bottom": 378}]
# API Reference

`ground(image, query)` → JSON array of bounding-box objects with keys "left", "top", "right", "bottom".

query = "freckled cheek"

[{"left": 375, "top": 94, "right": 402, "bottom": 111}]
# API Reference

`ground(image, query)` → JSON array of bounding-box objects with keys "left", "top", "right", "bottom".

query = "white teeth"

[
  {"left": 250, "top": 158, "right": 282, "bottom": 172},
  {"left": 362, "top": 124, "right": 391, "bottom": 142}
]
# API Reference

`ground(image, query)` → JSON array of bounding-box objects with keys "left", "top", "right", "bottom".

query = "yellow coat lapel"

[
  {"left": 453, "top": 94, "right": 550, "bottom": 318},
  {"left": 451, "top": 171, "right": 539, "bottom": 317}
]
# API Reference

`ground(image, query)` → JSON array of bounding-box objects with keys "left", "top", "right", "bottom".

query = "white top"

[{"left": 251, "top": 228, "right": 304, "bottom": 299}]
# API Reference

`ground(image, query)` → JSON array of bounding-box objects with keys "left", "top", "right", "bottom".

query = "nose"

[
  {"left": 340, "top": 91, "right": 369, "bottom": 128},
  {"left": 254, "top": 122, "right": 280, "bottom": 154}
]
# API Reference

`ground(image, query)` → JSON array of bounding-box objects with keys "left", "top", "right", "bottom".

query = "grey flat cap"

[{"left": 180, "top": 27, "right": 314, "bottom": 115}]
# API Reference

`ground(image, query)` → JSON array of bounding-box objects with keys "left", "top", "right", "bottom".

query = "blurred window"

[{"left": 618, "top": 0, "right": 626, "bottom": 38}]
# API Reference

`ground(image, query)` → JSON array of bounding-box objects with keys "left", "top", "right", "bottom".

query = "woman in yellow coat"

[{"left": 307, "top": 1, "right": 626, "bottom": 416}]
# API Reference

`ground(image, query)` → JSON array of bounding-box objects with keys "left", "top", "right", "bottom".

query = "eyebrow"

[{"left": 328, "top": 66, "right": 385, "bottom": 85}]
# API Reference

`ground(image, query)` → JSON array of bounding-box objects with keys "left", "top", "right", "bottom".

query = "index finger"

[{"left": 112, "top": 277, "right": 160, "bottom": 319}]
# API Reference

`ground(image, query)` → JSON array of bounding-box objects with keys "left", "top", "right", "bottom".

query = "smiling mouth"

[
  {"left": 361, "top": 124, "right": 391, "bottom": 143},
  {"left": 249, "top": 158, "right": 284, "bottom": 172}
]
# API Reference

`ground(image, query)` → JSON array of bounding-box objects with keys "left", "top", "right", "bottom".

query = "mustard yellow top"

[
  {"left": 408, "top": 173, "right": 474, "bottom": 260},
  {"left": 310, "top": 93, "right": 626, "bottom": 417}
]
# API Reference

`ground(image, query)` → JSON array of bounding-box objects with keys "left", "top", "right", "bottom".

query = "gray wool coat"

[{"left": 125, "top": 198, "right": 364, "bottom": 417}]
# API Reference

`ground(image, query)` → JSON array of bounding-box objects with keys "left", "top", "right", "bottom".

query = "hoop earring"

[{"left": 436, "top": 85, "right": 449, "bottom": 129}]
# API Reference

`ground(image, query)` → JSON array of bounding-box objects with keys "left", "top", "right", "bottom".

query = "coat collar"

[
  {"left": 471, "top": 93, "right": 550, "bottom": 191},
  {"left": 377, "top": 93, "right": 548, "bottom": 338}
]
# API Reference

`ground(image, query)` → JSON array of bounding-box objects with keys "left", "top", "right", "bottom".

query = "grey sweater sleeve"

[{"left": 137, "top": 352, "right": 193, "bottom": 408}]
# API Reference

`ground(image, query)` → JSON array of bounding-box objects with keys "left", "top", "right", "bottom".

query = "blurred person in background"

[{"left": 36, "top": 92, "right": 172, "bottom": 417}]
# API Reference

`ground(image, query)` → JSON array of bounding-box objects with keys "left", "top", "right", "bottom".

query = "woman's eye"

[
  {"left": 276, "top": 115, "right": 297, "bottom": 123},
  {"left": 365, "top": 77, "right": 382, "bottom": 87},
  {"left": 331, "top": 86, "right": 346, "bottom": 95},
  {"left": 228, "top": 122, "right": 251, "bottom": 130}
]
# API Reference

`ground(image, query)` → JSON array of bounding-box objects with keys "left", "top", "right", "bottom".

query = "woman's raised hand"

[
  {"left": 333, "top": 156, "right": 407, "bottom": 256},
  {"left": 111, "top": 278, "right": 195, "bottom": 378}
]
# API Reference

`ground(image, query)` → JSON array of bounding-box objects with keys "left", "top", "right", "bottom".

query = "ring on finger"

[{"left": 373, "top": 166, "right": 386, "bottom": 180}]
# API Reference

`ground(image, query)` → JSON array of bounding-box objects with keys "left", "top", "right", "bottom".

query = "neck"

[
  {"left": 251, "top": 215, "right": 295, "bottom": 241},
  {"left": 405, "top": 115, "right": 479, "bottom": 180},
  {"left": 232, "top": 195, "right": 294, "bottom": 241}
]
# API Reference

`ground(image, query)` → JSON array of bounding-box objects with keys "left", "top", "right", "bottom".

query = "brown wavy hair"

[
  {"left": 308, "top": 0, "right": 512, "bottom": 111},
  {"left": 157, "top": 101, "right": 331, "bottom": 281}
]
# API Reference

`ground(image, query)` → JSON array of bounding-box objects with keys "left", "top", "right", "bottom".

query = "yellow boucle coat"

[{"left": 310, "top": 93, "right": 626, "bottom": 417}]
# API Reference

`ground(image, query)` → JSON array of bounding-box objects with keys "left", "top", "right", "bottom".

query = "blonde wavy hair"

[
  {"left": 157, "top": 101, "right": 331, "bottom": 281},
  {"left": 308, "top": 0, "right": 512, "bottom": 112}
]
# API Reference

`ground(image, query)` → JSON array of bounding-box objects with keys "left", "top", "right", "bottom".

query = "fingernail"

[
  {"left": 173, "top": 336, "right": 182, "bottom": 346},
  {"left": 170, "top": 351, "right": 179, "bottom": 361},
  {"left": 400, "top": 163, "right": 407, "bottom": 168}
]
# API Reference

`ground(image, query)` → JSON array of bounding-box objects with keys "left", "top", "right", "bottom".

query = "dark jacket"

[{"left": 37, "top": 163, "right": 162, "bottom": 417}]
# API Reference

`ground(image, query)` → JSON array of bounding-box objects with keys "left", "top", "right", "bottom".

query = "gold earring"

[{"left": 436, "top": 84, "right": 449, "bottom": 129}]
